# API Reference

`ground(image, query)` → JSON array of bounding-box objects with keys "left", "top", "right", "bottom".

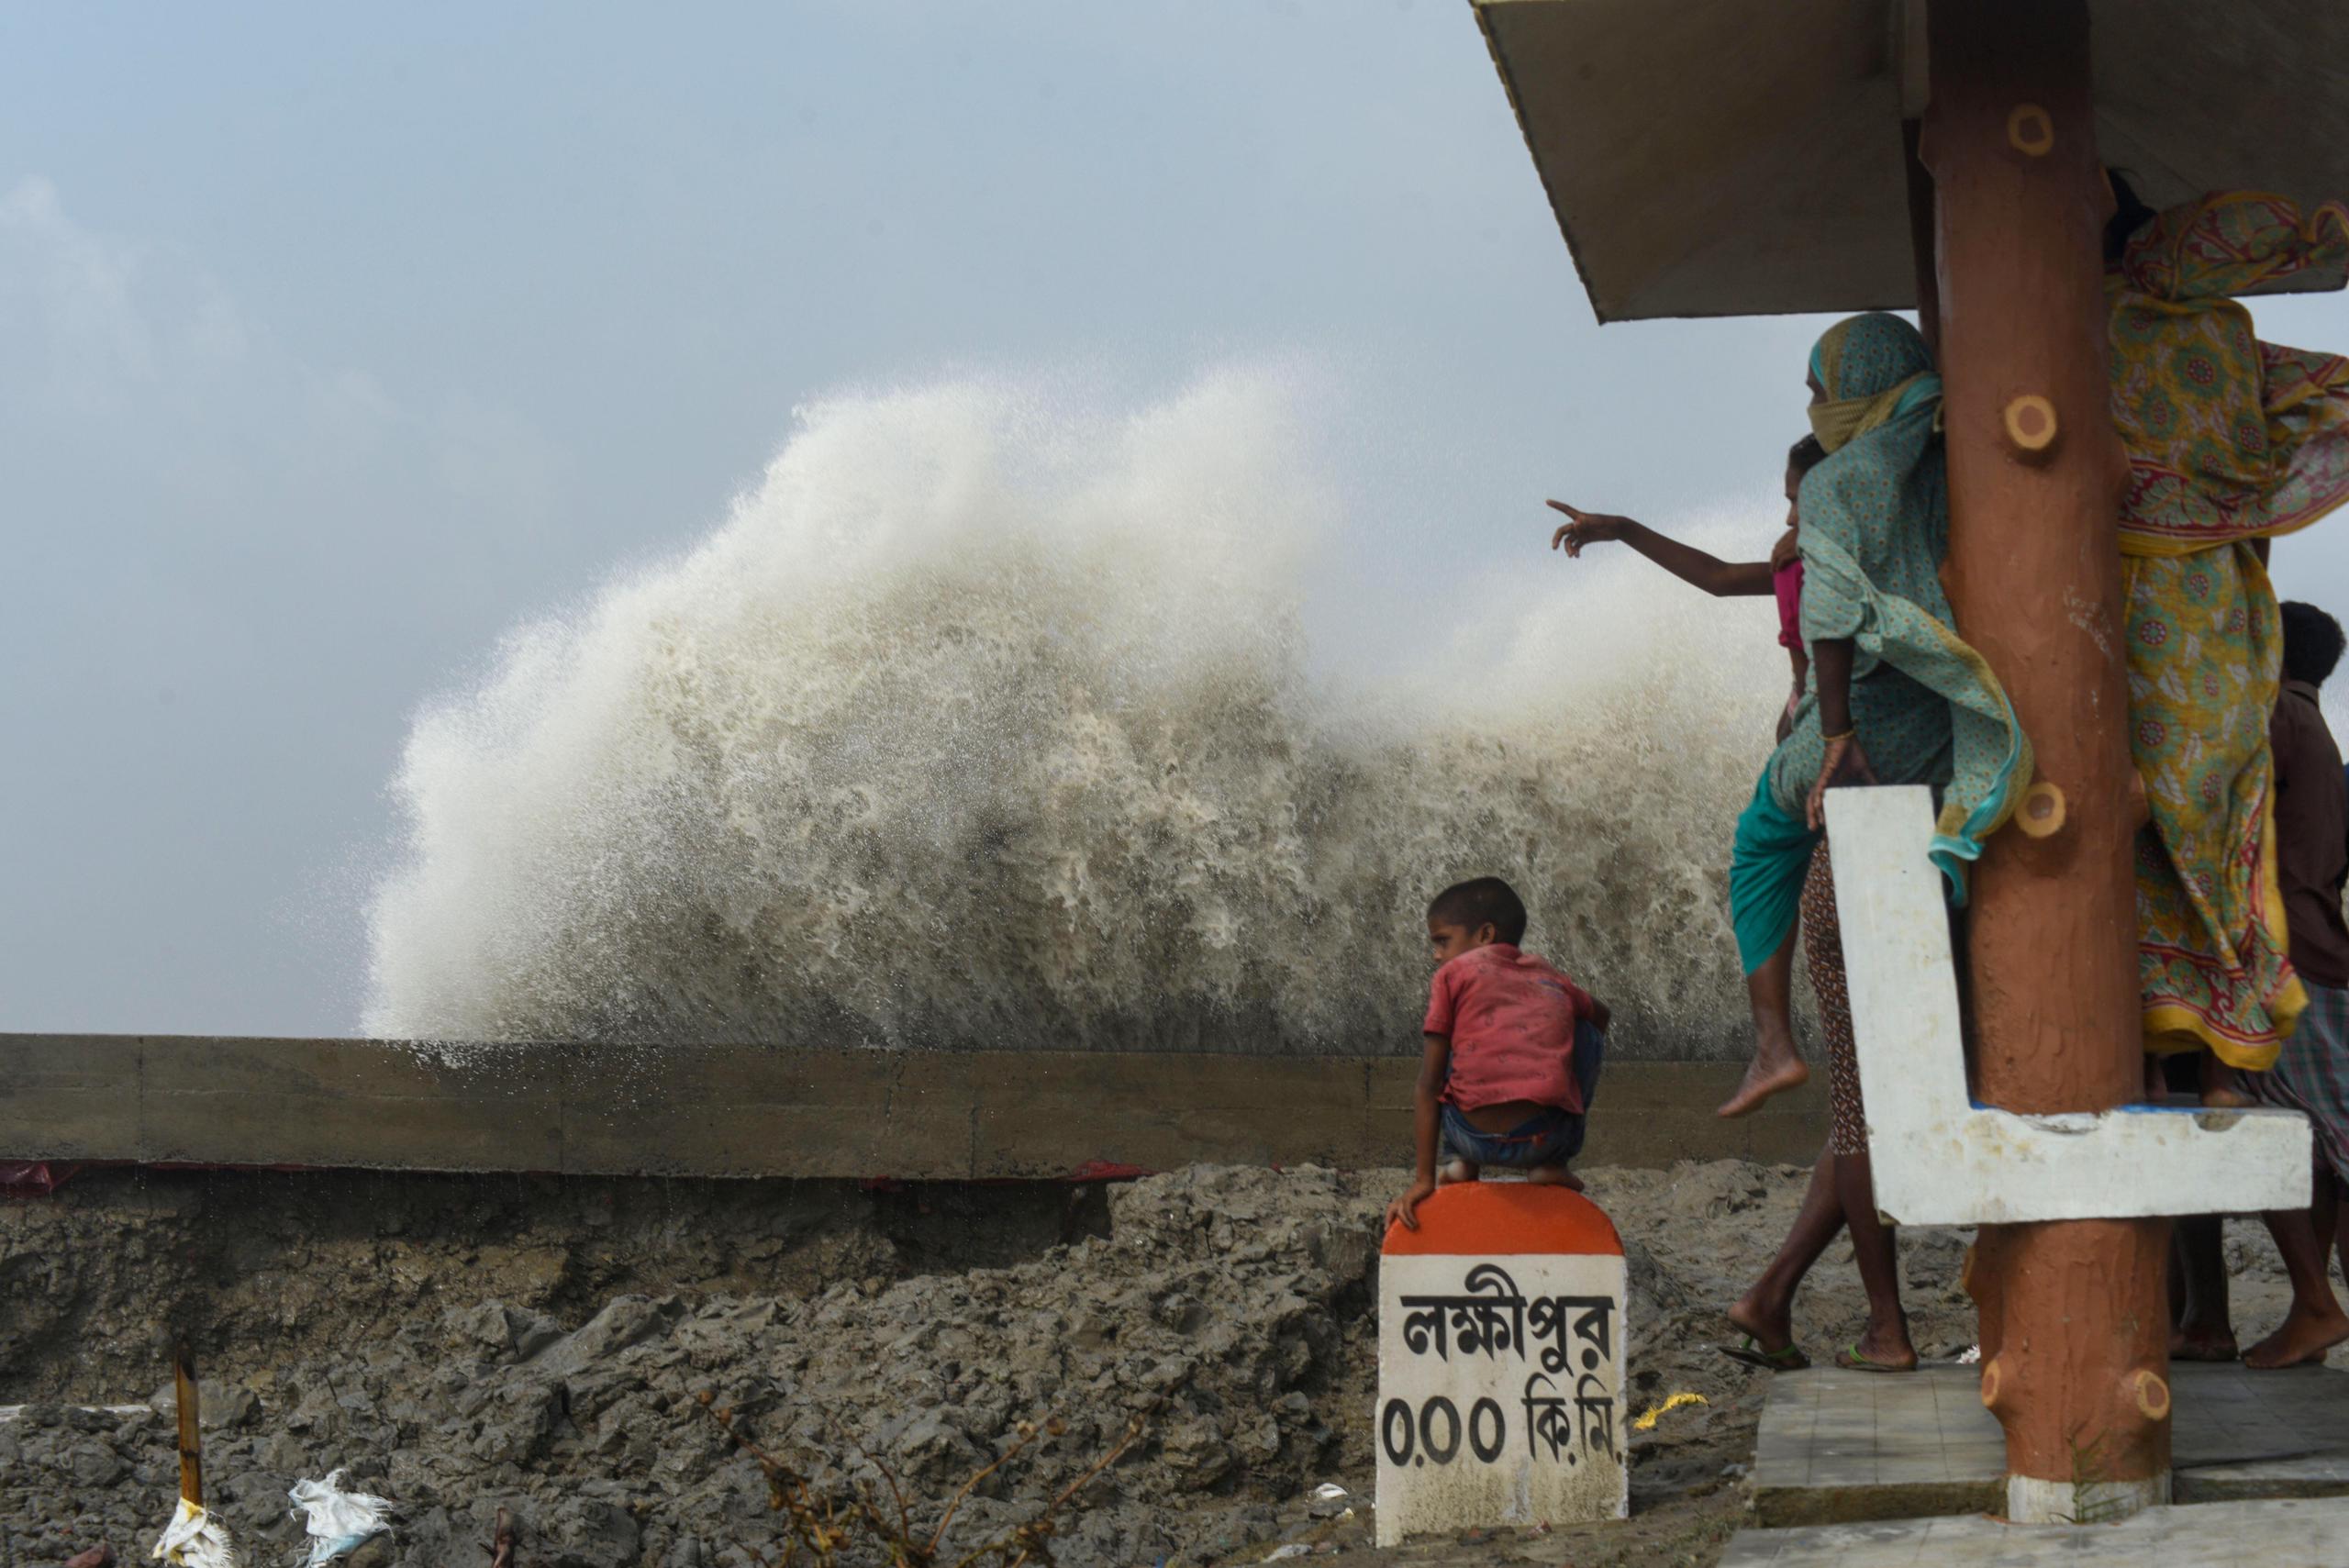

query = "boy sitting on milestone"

[{"left": 1386, "top": 877, "right": 1610, "bottom": 1232}]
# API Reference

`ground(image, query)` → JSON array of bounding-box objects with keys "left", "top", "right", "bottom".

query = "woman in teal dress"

[{"left": 1719, "top": 311, "right": 2032, "bottom": 1118}]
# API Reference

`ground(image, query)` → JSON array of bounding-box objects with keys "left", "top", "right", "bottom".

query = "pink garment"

[
  {"left": 1774, "top": 558, "right": 1805, "bottom": 651},
  {"left": 1424, "top": 943, "right": 1592, "bottom": 1114}
]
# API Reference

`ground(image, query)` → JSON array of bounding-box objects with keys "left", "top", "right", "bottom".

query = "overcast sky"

[{"left": 5, "top": 2, "right": 2344, "bottom": 1038}]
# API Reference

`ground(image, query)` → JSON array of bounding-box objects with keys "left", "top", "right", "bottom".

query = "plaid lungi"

[{"left": 2246, "top": 981, "right": 2349, "bottom": 1185}]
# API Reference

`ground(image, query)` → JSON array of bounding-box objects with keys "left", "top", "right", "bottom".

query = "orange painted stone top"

[{"left": 1380, "top": 1183, "right": 1622, "bottom": 1258}]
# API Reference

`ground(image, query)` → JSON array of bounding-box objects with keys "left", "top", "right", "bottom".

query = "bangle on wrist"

[{"left": 1821, "top": 728, "right": 1855, "bottom": 743}]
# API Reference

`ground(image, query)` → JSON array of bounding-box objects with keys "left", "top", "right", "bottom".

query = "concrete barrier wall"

[{"left": 0, "top": 1035, "right": 1824, "bottom": 1180}]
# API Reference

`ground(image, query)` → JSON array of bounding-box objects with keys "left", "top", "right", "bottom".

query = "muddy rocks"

[
  {"left": 535, "top": 1296, "right": 684, "bottom": 1378},
  {"left": 545, "top": 1498, "right": 642, "bottom": 1568},
  {"left": 452, "top": 1302, "right": 564, "bottom": 1363},
  {"left": 0, "top": 1160, "right": 2009, "bottom": 1568}
]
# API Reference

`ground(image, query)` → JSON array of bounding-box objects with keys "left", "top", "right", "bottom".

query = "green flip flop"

[
  {"left": 1835, "top": 1341, "right": 1918, "bottom": 1373},
  {"left": 1719, "top": 1336, "right": 1810, "bottom": 1373}
]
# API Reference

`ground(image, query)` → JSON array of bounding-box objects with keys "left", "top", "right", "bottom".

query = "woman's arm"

[
  {"left": 1547, "top": 502, "right": 1774, "bottom": 596},
  {"left": 1806, "top": 637, "right": 1878, "bottom": 828},
  {"left": 1386, "top": 1034, "right": 1451, "bottom": 1232}
]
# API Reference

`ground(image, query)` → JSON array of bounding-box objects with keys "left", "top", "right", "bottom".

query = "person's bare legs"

[
  {"left": 1720, "top": 925, "right": 1809, "bottom": 1118},
  {"left": 1835, "top": 1151, "right": 1917, "bottom": 1368},
  {"left": 2244, "top": 1192, "right": 2349, "bottom": 1369},
  {"left": 1728, "top": 1145, "right": 1842, "bottom": 1355},
  {"left": 2170, "top": 1215, "right": 2239, "bottom": 1361}
]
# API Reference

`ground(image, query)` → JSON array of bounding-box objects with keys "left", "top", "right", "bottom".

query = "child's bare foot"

[
  {"left": 2243, "top": 1298, "right": 2349, "bottom": 1369},
  {"left": 1526, "top": 1163, "right": 1586, "bottom": 1192},
  {"left": 2170, "top": 1321, "right": 2241, "bottom": 1362},
  {"left": 1437, "top": 1158, "right": 1479, "bottom": 1185},
  {"left": 1718, "top": 1053, "right": 1809, "bottom": 1118}
]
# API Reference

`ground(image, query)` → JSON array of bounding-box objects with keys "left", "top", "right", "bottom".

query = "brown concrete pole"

[{"left": 1922, "top": 0, "right": 2169, "bottom": 1521}]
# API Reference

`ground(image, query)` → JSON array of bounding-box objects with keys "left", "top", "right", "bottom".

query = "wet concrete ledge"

[{"left": 0, "top": 1034, "right": 1825, "bottom": 1180}]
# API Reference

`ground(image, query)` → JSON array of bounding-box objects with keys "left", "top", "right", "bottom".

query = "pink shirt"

[
  {"left": 1774, "top": 558, "right": 1805, "bottom": 651},
  {"left": 1424, "top": 944, "right": 1593, "bottom": 1114}
]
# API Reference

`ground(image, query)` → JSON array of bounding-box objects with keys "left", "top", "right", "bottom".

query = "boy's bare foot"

[
  {"left": 1437, "top": 1158, "right": 1479, "bottom": 1185},
  {"left": 1526, "top": 1163, "right": 1586, "bottom": 1192},
  {"left": 2243, "top": 1300, "right": 2349, "bottom": 1369},
  {"left": 1719, "top": 1055, "right": 1809, "bottom": 1119}
]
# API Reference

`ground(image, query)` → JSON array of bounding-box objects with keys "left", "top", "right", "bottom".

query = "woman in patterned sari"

[{"left": 2104, "top": 183, "right": 2349, "bottom": 1084}]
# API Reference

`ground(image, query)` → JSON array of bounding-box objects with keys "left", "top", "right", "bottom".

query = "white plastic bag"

[
  {"left": 150, "top": 1498, "right": 238, "bottom": 1568},
  {"left": 287, "top": 1470, "right": 395, "bottom": 1568}
]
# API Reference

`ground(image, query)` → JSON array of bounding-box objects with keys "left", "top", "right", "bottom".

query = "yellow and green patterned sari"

[{"left": 2110, "top": 192, "right": 2349, "bottom": 1067}]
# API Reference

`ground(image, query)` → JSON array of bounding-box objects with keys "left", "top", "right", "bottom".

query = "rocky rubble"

[
  {"left": 8, "top": 1159, "right": 2302, "bottom": 1568},
  {"left": 3, "top": 1165, "right": 1393, "bottom": 1568}
]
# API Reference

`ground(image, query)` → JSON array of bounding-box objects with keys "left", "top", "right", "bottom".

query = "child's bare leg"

[
  {"left": 1720, "top": 925, "right": 1809, "bottom": 1118},
  {"left": 1438, "top": 1158, "right": 1479, "bottom": 1184},
  {"left": 1525, "top": 1162, "right": 1586, "bottom": 1193}
]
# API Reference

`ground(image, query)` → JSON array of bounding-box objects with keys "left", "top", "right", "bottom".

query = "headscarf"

[{"left": 1777, "top": 313, "right": 2032, "bottom": 900}]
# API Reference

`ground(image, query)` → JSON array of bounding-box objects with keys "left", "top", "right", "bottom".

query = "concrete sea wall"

[{"left": 0, "top": 1035, "right": 1825, "bottom": 1179}]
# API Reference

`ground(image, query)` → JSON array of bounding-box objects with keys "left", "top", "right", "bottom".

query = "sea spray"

[{"left": 364, "top": 369, "right": 1790, "bottom": 1055}]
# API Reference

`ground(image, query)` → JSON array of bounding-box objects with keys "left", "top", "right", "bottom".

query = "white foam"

[{"left": 364, "top": 367, "right": 1787, "bottom": 1054}]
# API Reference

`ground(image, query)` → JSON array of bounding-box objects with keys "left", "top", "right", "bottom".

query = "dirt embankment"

[{"left": 3, "top": 1161, "right": 2310, "bottom": 1568}]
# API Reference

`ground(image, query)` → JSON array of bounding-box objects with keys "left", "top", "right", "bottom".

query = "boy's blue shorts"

[{"left": 1439, "top": 1022, "right": 1607, "bottom": 1171}]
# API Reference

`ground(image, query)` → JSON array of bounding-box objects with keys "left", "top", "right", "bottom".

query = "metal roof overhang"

[{"left": 1473, "top": 0, "right": 2349, "bottom": 321}]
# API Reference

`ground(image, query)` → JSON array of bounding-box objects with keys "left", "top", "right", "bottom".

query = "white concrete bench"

[{"left": 1822, "top": 785, "right": 2310, "bottom": 1226}]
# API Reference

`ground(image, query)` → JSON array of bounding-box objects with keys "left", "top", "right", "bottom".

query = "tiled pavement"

[
  {"left": 1722, "top": 1497, "right": 2349, "bottom": 1565},
  {"left": 1753, "top": 1362, "right": 2349, "bottom": 1527}
]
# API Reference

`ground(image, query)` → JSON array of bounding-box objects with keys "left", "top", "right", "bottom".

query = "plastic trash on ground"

[
  {"left": 150, "top": 1499, "right": 237, "bottom": 1568},
  {"left": 287, "top": 1471, "right": 396, "bottom": 1568},
  {"left": 1957, "top": 1344, "right": 1982, "bottom": 1365},
  {"left": 1306, "top": 1481, "right": 1351, "bottom": 1518},
  {"left": 1631, "top": 1391, "right": 1709, "bottom": 1430},
  {"left": 1262, "top": 1546, "right": 1312, "bottom": 1562}
]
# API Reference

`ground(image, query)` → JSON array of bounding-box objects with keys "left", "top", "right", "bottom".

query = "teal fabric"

[
  {"left": 1731, "top": 768, "right": 1820, "bottom": 975},
  {"left": 1772, "top": 312, "right": 2032, "bottom": 900},
  {"left": 1727, "top": 311, "right": 2031, "bottom": 971}
]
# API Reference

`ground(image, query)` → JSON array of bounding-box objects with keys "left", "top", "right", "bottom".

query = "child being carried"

[{"left": 1386, "top": 876, "right": 1610, "bottom": 1232}]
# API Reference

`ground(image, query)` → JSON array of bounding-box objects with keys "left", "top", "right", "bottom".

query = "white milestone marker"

[{"left": 1375, "top": 1184, "right": 1629, "bottom": 1544}]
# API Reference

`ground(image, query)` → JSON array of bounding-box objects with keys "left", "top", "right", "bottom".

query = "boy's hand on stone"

[
  {"left": 1545, "top": 501, "right": 1631, "bottom": 557},
  {"left": 1386, "top": 1179, "right": 1438, "bottom": 1233}
]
